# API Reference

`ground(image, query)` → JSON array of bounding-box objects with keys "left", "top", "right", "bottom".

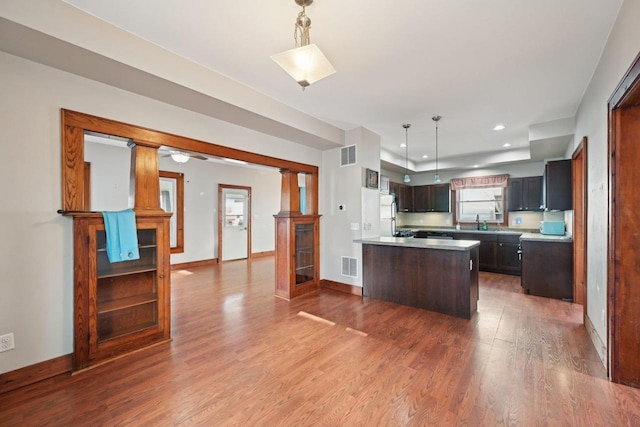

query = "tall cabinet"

[
  {"left": 73, "top": 213, "right": 171, "bottom": 371},
  {"left": 274, "top": 214, "right": 320, "bottom": 299}
]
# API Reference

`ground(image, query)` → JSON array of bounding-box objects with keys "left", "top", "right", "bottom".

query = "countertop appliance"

[
  {"left": 540, "top": 220, "right": 565, "bottom": 235},
  {"left": 380, "top": 194, "right": 397, "bottom": 237}
]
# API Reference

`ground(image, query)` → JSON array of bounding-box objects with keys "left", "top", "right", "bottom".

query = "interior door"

[{"left": 220, "top": 187, "right": 250, "bottom": 261}]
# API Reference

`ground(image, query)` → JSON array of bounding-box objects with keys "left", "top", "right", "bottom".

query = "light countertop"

[
  {"left": 397, "top": 226, "right": 573, "bottom": 242},
  {"left": 354, "top": 237, "right": 480, "bottom": 251},
  {"left": 519, "top": 232, "right": 573, "bottom": 242}
]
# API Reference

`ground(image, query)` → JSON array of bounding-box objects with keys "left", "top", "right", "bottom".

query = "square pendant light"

[{"left": 271, "top": 44, "right": 336, "bottom": 88}]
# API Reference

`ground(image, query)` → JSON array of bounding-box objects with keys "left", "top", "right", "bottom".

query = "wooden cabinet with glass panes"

[
  {"left": 274, "top": 214, "right": 320, "bottom": 299},
  {"left": 72, "top": 213, "right": 171, "bottom": 371}
]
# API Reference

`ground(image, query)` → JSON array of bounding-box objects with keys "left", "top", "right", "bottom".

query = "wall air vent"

[
  {"left": 340, "top": 145, "right": 357, "bottom": 166},
  {"left": 341, "top": 256, "right": 358, "bottom": 278}
]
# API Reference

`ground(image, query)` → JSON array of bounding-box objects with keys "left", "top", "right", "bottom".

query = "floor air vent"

[
  {"left": 340, "top": 145, "right": 356, "bottom": 166},
  {"left": 341, "top": 256, "right": 358, "bottom": 278}
]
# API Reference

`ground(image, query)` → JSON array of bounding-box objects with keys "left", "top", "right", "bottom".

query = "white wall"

[
  {"left": 572, "top": 0, "right": 640, "bottom": 365},
  {"left": 84, "top": 142, "right": 131, "bottom": 210},
  {"left": 0, "top": 51, "right": 321, "bottom": 374},
  {"left": 320, "top": 128, "right": 381, "bottom": 287},
  {"left": 157, "top": 157, "right": 281, "bottom": 263}
]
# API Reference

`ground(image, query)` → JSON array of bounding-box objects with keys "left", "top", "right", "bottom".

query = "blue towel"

[{"left": 101, "top": 210, "right": 140, "bottom": 263}]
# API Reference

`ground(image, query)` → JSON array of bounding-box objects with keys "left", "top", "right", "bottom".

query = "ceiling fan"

[{"left": 158, "top": 146, "right": 208, "bottom": 163}]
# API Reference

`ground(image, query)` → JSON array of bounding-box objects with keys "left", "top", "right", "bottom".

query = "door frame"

[
  {"left": 572, "top": 137, "right": 587, "bottom": 312},
  {"left": 218, "top": 184, "right": 252, "bottom": 262},
  {"left": 607, "top": 51, "right": 640, "bottom": 386}
]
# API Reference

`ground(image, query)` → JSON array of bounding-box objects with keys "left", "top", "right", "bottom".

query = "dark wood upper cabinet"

[
  {"left": 508, "top": 176, "right": 543, "bottom": 211},
  {"left": 412, "top": 184, "right": 450, "bottom": 212},
  {"left": 544, "top": 160, "right": 572, "bottom": 211},
  {"left": 391, "top": 182, "right": 413, "bottom": 212}
]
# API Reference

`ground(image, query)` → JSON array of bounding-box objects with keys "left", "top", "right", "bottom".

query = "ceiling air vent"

[
  {"left": 340, "top": 145, "right": 356, "bottom": 167},
  {"left": 341, "top": 256, "right": 358, "bottom": 278}
]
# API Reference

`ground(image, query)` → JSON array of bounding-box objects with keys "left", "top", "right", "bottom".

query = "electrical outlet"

[{"left": 0, "top": 333, "right": 15, "bottom": 352}]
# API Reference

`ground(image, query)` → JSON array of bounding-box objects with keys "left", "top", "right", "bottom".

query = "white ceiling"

[{"left": 44, "top": 1, "right": 627, "bottom": 172}]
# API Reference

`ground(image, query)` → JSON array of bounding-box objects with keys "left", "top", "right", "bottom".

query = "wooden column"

[
  {"left": 128, "top": 141, "right": 163, "bottom": 213},
  {"left": 304, "top": 172, "right": 318, "bottom": 215},
  {"left": 279, "top": 169, "right": 301, "bottom": 214}
]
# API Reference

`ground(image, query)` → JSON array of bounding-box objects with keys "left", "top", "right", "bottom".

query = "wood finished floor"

[{"left": 2, "top": 257, "right": 640, "bottom": 426}]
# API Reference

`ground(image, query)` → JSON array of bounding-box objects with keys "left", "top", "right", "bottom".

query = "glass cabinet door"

[{"left": 294, "top": 223, "right": 315, "bottom": 285}]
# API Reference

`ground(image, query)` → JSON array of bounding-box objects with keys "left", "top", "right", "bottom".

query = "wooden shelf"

[
  {"left": 97, "top": 244, "right": 157, "bottom": 253},
  {"left": 98, "top": 321, "right": 158, "bottom": 343},
  {"left": 98, "top": 293, "right": 158, "bottom": 314},
  {"left": 97, "top": 265, "right": 157, "bottom": 279}
]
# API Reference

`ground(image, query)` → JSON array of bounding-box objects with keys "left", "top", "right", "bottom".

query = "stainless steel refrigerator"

[{"left": 380, "top": 194, "right": 397, "bottom": 237}]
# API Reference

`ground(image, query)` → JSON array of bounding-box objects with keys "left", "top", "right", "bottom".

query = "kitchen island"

[{"left": 355, "top": 237, "right": 480, "bottom": 319}]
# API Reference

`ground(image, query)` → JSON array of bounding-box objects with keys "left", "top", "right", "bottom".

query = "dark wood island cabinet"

[{"left": 358, "top": 237, "right": 480, "bottom": 319}]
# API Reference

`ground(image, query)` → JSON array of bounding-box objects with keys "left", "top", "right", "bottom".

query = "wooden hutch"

[
  {"left": 61, "top": 110, "right": 322, "bottom": 369},
  {"left": 61, "top": 110, "right": 172, "bottom": 371},
  {"left": 274, "top": 169, "right": 321, "bottom": 299}
]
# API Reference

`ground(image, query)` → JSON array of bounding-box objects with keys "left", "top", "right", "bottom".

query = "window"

[
  {"left": 159, "top": 171, "right": 184, "bottom": 254},
  {"left": 450, "top": 174, "right": 509, "bottom": 225},
  {"left": 456, "top": 187, "right": 505, "bottom": 224}
]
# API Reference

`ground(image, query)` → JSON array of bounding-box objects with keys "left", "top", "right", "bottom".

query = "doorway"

[
  {"left": 572, "top": 137, "right": 587, "bottom": 313},
  {"left": 218, "top": 185, "right": 251, "bottom": 261},
  {"left": 608, "top": 52, "right": 640, "bottom": 387}
]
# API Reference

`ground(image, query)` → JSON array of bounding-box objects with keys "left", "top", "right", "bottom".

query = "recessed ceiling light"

[
  {"left": 493, "top": 124, "right": 506, "bottom": 131},
  {"left": 422, "top": 154, "right": 429, "bottom": 159},
  {"left": 502, "top": 143, "right": 511, "bottom": 147},
  {"left": 400, "top": 143, "right": 406, "bottom": 148},
  {"left": 473, "top": 164, "right": 479, "bottom": 168}
]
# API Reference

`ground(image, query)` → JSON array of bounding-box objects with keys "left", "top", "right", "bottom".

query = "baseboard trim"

[
  {"left": 251, "top": 251, "right": 275, "bottom": 258},
  {"left": 585, "top": 313, "right": 608, "bottom": 375},
  {"left": 320, "top": 279, "right": 363, "bottom": 296},
  {"left": 0, "top": 354, "right": 72, "bottom": 395},
  {"left": 171, "top": 258, "right": 217, "bottom": 270}
]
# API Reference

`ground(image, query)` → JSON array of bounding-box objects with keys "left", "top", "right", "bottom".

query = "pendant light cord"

[
  {"left": 405, "top": 126, "right": 409, "bottom": 175},
  {"left": 432, "top": 116, "right": 442, "bottom": 183}
]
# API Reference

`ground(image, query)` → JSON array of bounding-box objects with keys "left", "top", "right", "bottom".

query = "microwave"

[{"left": 540, "top": 221, "right": 565, "bottom": 235}]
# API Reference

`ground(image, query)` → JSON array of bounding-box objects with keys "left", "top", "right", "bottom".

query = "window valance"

[{"left": 450, "top": 174, "right": 509, "bottom": 190}]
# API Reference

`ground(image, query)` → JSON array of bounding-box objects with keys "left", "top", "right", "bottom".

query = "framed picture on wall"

[{"left": 366, "top": 168, "right": 379, "bottom": 189}]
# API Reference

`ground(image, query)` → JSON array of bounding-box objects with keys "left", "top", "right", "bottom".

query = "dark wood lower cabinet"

[
  {"left": 497, "top": 234, "right": 521, "bottom": 275},
  {"left": 521, "top": 240, "right": 573, "bottom": 301},
  {"left": 453, "top": 232, "right": 521, "bottom": 275}
]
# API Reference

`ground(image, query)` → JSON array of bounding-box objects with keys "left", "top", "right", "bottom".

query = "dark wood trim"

[
  {"left": 160, "top": 170, "right": 185, "bottom": 254},
  {"left": 571, "top": 138, "right": 587, "bottom": 309},
  {"left": 251, "top": 250, "right": 275, "bottom": 258},
  {"left": 0, "top": 354, "right": 72, "bottom": 395},
  {"left": 61, "top": 110, "right": 318, "bottom": 209},
  {"left": 83, "top": 162, "right": 91, "bottom": 209},
  {"left": 171, "top": 258, "right": 218, "bottom": 270},
  {"left": 218, "top": 184, "right": 252, "bottom": 262},
  {"left": 608, "top": 51, "right": 640, "bottom": 109},
  {"left": 320, "top": 279, "right": 363, "bottom": 296},
  {"left": 607, "top": 51, "right": 640, "bottom": 387}
]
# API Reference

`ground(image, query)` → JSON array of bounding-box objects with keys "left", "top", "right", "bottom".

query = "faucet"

[{"left": 476, "top": 214, "right": 480, "bottom": 230}]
